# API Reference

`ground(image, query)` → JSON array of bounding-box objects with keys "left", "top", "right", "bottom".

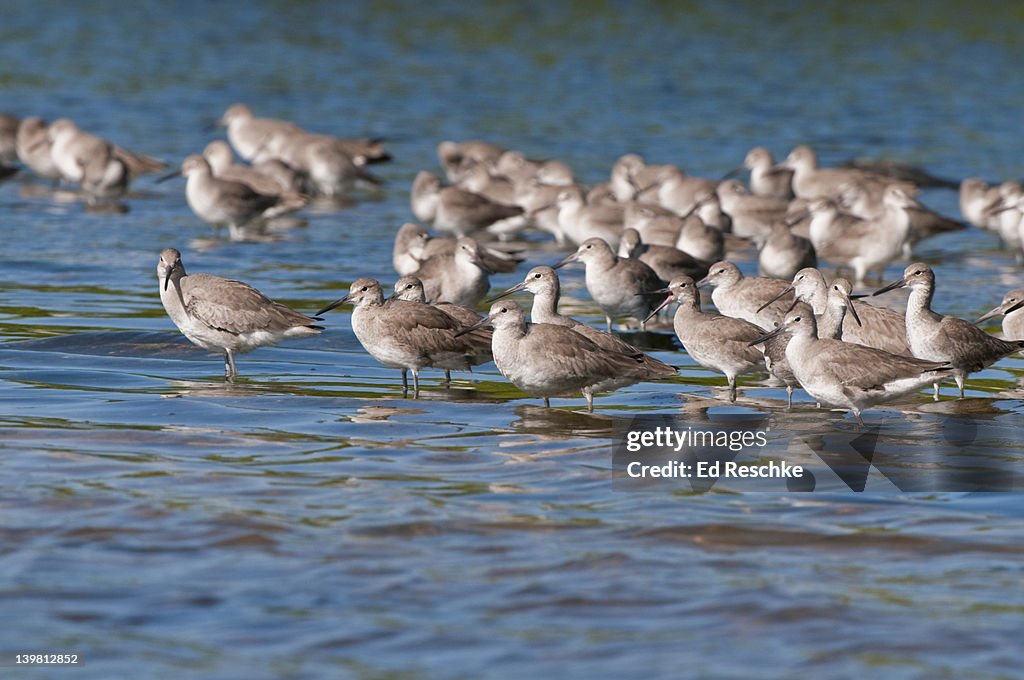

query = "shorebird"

[
  {"left": 758, "top": 267, "right": 909, "bottom": 354},
  {"left": 647, "top": 276, "right": 765, "bottom": 402},
  {"left": 458, "top": 301, "right": 674, "bottom": 411},
  {"left": 697, "top": 261, "right": 792, "bottom": 330},
  {"left": 390, "top": 276, "right": 493, "bottom": 384},
  {"left": 739, "top": 146, "right": 794, "bottom": 200},
  {"left": 487, "top": 266, "right": 677, "bottom": 379},
  {"left": 675, "top": 214, "right": 725, "bottom": 263},
  {"left": 551, "top": 184, "right": 625, "bottom": 247},
  {"left": 392, "top": 223, "right": 522, "bottom": 276},
  {"left": 438, "top": 140, "right": 505, "bottom": 182},
  {"left": 780, "top": 144, "right": 895, "bottom": 200},
  {"left": 623, "top": 203, "right": 683, "bottom": 247},
  {"left": 715, "top": 178, "right": 788, "bottom": 241},
  {"left": 203, "top": 140, "right": 296, "bottom": 197},
  {"left": 817, "top": 278, "right": 862, "bottom": 340},
  {"left": 752, "top": 304, "right": 951, "bottom": 425},
  {"left": 975, "top": 288, "right": 1024, "bottom": 340},
  {"left": 652, "top": 167, "right": 719, "bottom": 217},
  {"left": 408, "top": 236, "right": 492, "bottom": 307},
  {"left": 618, "top": 228, "right": 710, "bottom": 283},
  {"left": 457, "top": 161, "right": 517, "bottom": 205},
  {"left": 873, "top": 263, "right": 1024, "bottom": 398},
  {"left": 411, "top": 171, "right": 524, "bottom": 237},
  {"left": 159, "top": 155, "right": 305, "bottom": 237},
  {"left": 609, "top": 153, "right": 669, "bottom": 202},
  {"left": 156, "top": 248, "right": 322, "bottom": 379},
  {"left": 317, "top": 278, "right": 490, "bottom": 396},
  {"left": 554, "top": 237, "right": 665, "bottom": 331},
  {"left": 15, "top": 117, "right": 61, "bottom": 181},
  {"left": 805, "top": 186, "right": 916, "bottom": 284},
  {"left": 757, "top": 221, "right": 816, "bottom": 280},
  {"left": 959, "top": 178, "right": 1001, "bottom": 231},
  {"left": 47, "top": 119, "right": 129, "bottom": 201}
]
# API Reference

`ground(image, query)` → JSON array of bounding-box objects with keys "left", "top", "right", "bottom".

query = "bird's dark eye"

[
  {"left": 361, "top": 286, "right": 368, "bottom": 291},
  {"left": 585, "top": 244, "right": 592, "bottom": 249},
  {"left": 533, "top": 273, "right": 541, "bottom": 279},
  {"left": 500, "top": 307, "right": 507, "bottom": 313},
  {"left": 794, "top": 316, "right": 801, "bottom": 322}
]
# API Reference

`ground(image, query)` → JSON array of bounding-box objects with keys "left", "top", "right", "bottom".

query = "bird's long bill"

[
  {"left": 485, "top": 281, "right": 526, "bottom": 304},
  {"left": 695, "top": 275, "right": 711, "bottom": 289},
  {"left": 315, "top": 294, "right": 351, "bottom": 316},
  {"left": 155, "top": 168, "right": 182, "bottom": 184},
  {"left": 642, "top": 292, "right": 674, "bottom": 324},
  {"left": 749, "top": 324, "right": 787, "bottom": 347},
  {"left": 847, "top": 299, "right": 863, "bottom": 327},
  {"left": 163, "top": 269, "right": 173, "bottom": 292},
  {"left": 975, "top": 299, "right": 1024, "bottom": 324},
  {"left": 872, "top": 278, "right": 906, "bottom": 296},
  {"left": 756, "top": 285, "right": 794, "bottom": 313},
  {"left": 471, "top": 255, "right": 495, "bottom": 275},
  {"left": 552, "top": 252, "right": 579, "bottom": 269},
  {"left": 454, "top": 315, "right": 492, "bottom": 338}
]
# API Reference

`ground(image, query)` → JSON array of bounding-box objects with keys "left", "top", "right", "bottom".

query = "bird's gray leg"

[
  {"left": 401, "top": 370, "right": 409, "bottom": 395},
  {"left": 444, "top": 370, "right": 452, "bottom": 387},
  {"left": 605, "top": 315, "right": 613, "bottom": 333},
  {"left": 544, "top": 397, "right": 550, "bottom": 408},
  {"left": 955, "top": 374, "right": 965, "bottom": 399},
  {"left": 933, "top": 381, "right": 940, "bottom": 401},
  {"left": 786, "top": 385, "right": 793, "bottom": 409},
  {"left": 728, "top": 375, "right": 737, "bottom": 403},
  {"left": 412, "top": 369, "right": 420, "bottom": 398},
  {"left": 583, "top": 388, "right": 594, "bottom": 412}
]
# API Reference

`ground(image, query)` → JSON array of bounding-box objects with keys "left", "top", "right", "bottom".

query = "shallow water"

[{"left": 1, "top": 3, "right": 1023, "bottom": 678}]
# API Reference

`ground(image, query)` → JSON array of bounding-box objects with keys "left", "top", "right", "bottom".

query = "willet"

[
  {"left": 392, "top": 223, "right": 522, "bottom": 276},
  {"left": 675, "top": 213, "right": 725, "bottom": 263},
  {"left": 647, "top": 276, "right": 765, "bottom": 402},
  {"left": 457, "top": 161, "right": 517, "bottom": 204},
  {"left": 697, "top": 261, "right": 792, "bottom": 330},
  {"left": 487, "top": 266, "right": 677, "bottom": 379},
  {"left": 47, "top": 119, "right": 130, "bottom": 201},
  {"left": 15, "top": 117, "right": 61, "bottom": 181},
  {"left": 959, "top": 178, "right": 1001, "bottom": 230},
  {"left": 806, "top": 186, "right": 915, "bottom": 284},
  {"left": 160, "top": 155, "right": 305, "bottom": 238},
  {"left": 610, "top": 153, "right": 669, "bottom": 202},
  {"left": 514, "top": 178, "right": 568, "bottom": 243},
  {"left": 263, "top": 133, "right": 382, "bottom": 197},
  {"left": 841, "top": 180, "right": 962, "bottom": 252},
  {"left": 438, "top": 140, "right": 505, "bottom": 182},
  {"left": 391, "top": 275, "right": 493, "bottom": 385},
  {"left": 817, "top": 278, "right": 862, "bottom": 340},
  {"left": 551, "top": 184, "right": 625, "bottom": 248},
  {"left": 458, "top": 301, "right": 673, "bottom": 411},
  {"left": 740, "top": 146, "right": 794, "bottom": 200},
  {"left": 157, "top": 248, "right": 322, "bottom": 379},
  {"left": 411, "top": 171, "right": 524, "bottom": 237},
  {"left": 316, "top": 278, "right": 491, "bottom": 396},
  {"left": 873, "top": 263, "right": 1024, "bottom": 398},
  {"left": 203, "top": 140, "right": 295, "bottom": 197},
  {"left": 554, "top": 237, "right": 665, "bottom": 331},
  {"left": 715, "top": 179, "right": 788, "bottom": 241},
  {"left": 651, "top": 167, "right": 719, "bottom": 218},
  {"left": 618, "top": 228, "right": 710, "bottom": 283},
  {"left": 781, "top": 144, "right": 894, "bottom": 200},
  {"left": 408, "top": 236, "right": 492, "bottom": 307},
  {"left": 752, "top": 304, "right": 951, "bottom": 425},
  {"left": 758, "top": 267, "right": 909, "bottom": 355},
  {"left": 623, "top": 203, "right": 683, "bottom": 247},
  {"left": 493, "top": 150, "right": 544, "bottom": 186},
  {"left": 975, "top": 288, "right": 1024, "bottom": 340},
  {"left": 757, "top": 221, "right": 816, "bottom": 280}
]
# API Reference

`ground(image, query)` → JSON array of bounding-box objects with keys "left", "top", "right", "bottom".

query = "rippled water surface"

[{"left": 2, "top": 3, "right": 1023, "bottom": 678}]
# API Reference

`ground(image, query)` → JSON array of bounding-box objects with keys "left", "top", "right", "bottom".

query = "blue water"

[{"left": 1, "top": 2, "right": 1023, "bottom": 678}]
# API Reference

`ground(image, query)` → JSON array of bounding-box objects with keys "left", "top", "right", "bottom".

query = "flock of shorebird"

[{"left": 3, "top": 107, "right": 1024, "bottom": 424}]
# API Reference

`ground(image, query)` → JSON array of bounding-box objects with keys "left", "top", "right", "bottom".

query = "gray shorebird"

[
  {"left": 392, "top": 222, "right": 522, "bottom": 276},
  {"left": 740, "top": 146, "right": 794, "bottom": 200},
  {"left": 487, "top": 266, "right": 676, "bottom": 380},
  {"left": 438, "top": 140, "right": 506, "bottom": 182},
  {"left": 159, "top": 155, "right": 305, "bottom": 238},
  {"left": 757, "top": 221, "right": 816, "bottom": 280},
  {"left": 758, "top": 267, "right": 909, "bottom": 355},
  {"left": 975, "top": 287, "right": 1024, "bottom": 340},
  {"left": 15, "top": 117, "right": 61, "bottom": 181},
  {"left": 316, "top": 278, "right": 491, "bottom": 396},
  {"left": 873, "top": 263, "right": 1024, "bottom": 398},
  {"left": 618, "top": 228, "right": 710, "bottom": 283},
  {"left": 408, "top": 236, "right": 492, "bottom": 307},
  {"left": 752, "top": 304, "right": 951, "bottom": 425},
  {"left": 458, "top": 301, "right": 673, "bottom": 411},
  {"left": 411, "top": 171, "right": 524, "bottom": 237},
  {"left": 647, "top": 276, "right": 765, "bottom": 402},
  {"left": 203, "top": 140, "right": 297, "bottom": 198},
  {"left": 554, "top": 237, "right": 666, "bottom": 331},
  {"left": 697, "top": 261, "right": 792, "bottom": 331},
  {"left": 156, "top": 248, "right": 322, "bottom": 380}
]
